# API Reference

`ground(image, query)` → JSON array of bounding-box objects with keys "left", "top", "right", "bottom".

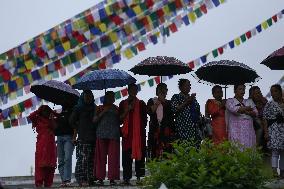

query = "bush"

[{"left": 143, "top": 140, "right": 272, "bottom": 189}]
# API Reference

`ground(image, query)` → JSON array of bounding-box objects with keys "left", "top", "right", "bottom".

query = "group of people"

[{"left": 28, "top": 78, "right": 284, "bottom": 187}]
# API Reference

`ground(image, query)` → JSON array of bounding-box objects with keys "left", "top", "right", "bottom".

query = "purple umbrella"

[
  {"left": 261, "top": 46, "right": 284, "bottom": 70},
  {"left": 31, "top": 80, "right": 80, "bottom": 106}
]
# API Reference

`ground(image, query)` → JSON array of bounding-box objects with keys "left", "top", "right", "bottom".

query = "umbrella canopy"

[
  {"left": 30, "top": 80, "right": 80, "bottom": 106},
  {"left": 72, "top": 69, "right": 136, "bottom": 90},
  {"left": 194, "top": 60, "right": 260, "bottom": 86},
  {"left": 129, "top": 56, "right": 192, "bottom": 76},
  {"left": 260, "top": 46, "right": 284, "bottom": 70}
]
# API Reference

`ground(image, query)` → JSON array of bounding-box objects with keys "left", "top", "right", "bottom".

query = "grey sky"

[{"left": 0, "top": 0, "right": 284, "bottom": 176}]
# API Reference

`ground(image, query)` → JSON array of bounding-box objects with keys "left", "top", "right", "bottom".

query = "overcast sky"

[{"left": 0, "top": 0, "right": 284, "bottom": 176}]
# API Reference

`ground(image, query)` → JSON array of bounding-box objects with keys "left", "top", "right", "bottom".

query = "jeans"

[{"left": 57, "top": 135, "right": 74, "bottom": 182}]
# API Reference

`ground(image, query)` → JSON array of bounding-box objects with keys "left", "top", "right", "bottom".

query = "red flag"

[
  {"left": 154, "top": 76, "right": 161, "bottom": 84},
  {"left": 24, "top": 99, "right": 33, "bottom": 108},
  {"left": 86, "top": 14, "right": 95, "bottom": 24},
  {"left": 54, "top": 60, "right": 62, "bottom": 70},
  {"left": 188, "top": 61, "right": 195, "bottom": 69},
  {"left": 200, "top": 4, "right": 208, "bottom": 14},
  {"left": 218, "top": 47, "right": 223, "bottom": 54},
  {"left": 145, "top": 0, "right": 154, "bottom": 8},
  {"left": 136, "top": 42, "right": 146, "bottom": 51},
  {"left": 111, "top": 15, "right": 123, "bottom": 25},
  {"left": 99, "top": 61, "right": 106, "bottom": 69},
  {"left": 156, "top": 9, "right": 164, "bottom": 18},
  {"left": 175, "top": 0, "right": 183, "bottom": 9},
  {"left": 245, "top": 31, "right": 252, "bottom": 39},
  {"left": 141, "top": 17, "right": 149, "bottom": 27},
  {"left": 11, "top": 119, "right": 19, "bottom": 127},
  {"left": 169, "top": 23, "right": 178, "bottom": 33},
  {"left": 272, "top": 15, "right": 278, "bottom": 22},
  {"left": 121, "top": 88, "right": 128, "bottom": 97}
]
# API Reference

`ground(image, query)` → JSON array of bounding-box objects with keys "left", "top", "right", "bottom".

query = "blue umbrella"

[{"left": 72, "top": 69, "right": 136, "bottom": 91}]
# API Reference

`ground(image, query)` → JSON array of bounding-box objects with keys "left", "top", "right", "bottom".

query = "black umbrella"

[
  {"left": 31, "top": 80, "right": 80, "bottom": 106},
  {"left": 260, "top": 46, "right": 284, "bottom": 70},
  {"left": 129, "top": 56, "right": 192, "bottom": 81},
  {"left": 194, "top": 60, "right": 261, "bottom": 98}
]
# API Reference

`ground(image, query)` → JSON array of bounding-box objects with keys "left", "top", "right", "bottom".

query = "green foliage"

[{"left": 143, "top": 140, "right": 272, "bottom": 189}]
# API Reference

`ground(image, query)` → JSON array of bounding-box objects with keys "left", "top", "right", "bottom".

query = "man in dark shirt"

[{"left": 55, "top": 103, "right": 75, "bottom": 187}]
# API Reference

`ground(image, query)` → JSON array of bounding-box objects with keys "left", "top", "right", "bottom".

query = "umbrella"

[
  {"left": 194, "top": 60, "right": 261, "bottom": 98},
  {"left": 129, "top": 56, "right": 192, "bottom": 81},
  {"left": 72, "top": 69, "right": 136, "bottom": 91},
  {"left": 30, "top": 80, "right": 80, "bottom": 106},
  {"left": 260, "top": 46, "right": 284, "bottom": 70}
]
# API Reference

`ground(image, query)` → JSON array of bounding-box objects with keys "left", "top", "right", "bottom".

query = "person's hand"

[{"left": 264, "top": 131, "right": 269, "bottom": 141}]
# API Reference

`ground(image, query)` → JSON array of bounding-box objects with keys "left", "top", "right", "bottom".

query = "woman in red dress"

[
  {"left": 28, "top": 105, "right": 57, "bottom": 188},
  {"left": 205, "top": 85, "right": 227, "bottom": 144}
]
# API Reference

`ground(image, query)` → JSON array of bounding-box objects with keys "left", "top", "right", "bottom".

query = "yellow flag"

[
  {"left": 39, "top": 67, "right": 47, "bottom": 78},
  {"left": 188, "top": 12, "right": 196, "bottom": 23},
  {"left": 69, "top": 78, "right": 77, "bottom": 85},
  {"left": 15, "top": 78, "right": 24, "bottom": 88},
  {"left": 234, "top": 38, "right": 241, "bottom": 46},
  {"left": 261, "top": 21, "right": 268, "bottom": 30},
  {"left": 220, "top": 0, "right": 225, "bottom": 3},
  {"left": 25, "top": 59, "right": 34, "bottom": 70},
  {"left": 13, "top": 105, "right": 20, "bottom": 114},
  {"left": 133, "top": 5, "right": 142, "bottom": 15},
  {"left": 75, "top": 50, "right": 84, "bottom": 61},
  {"left": 109, "top": 32, "right": 118, "bottom": 42},
  {"left": 9, "top": 92, "right": 17, "bottom": 100},
  {"left": 27, "top": 74, "right": 33, "bottom": 83},
  {"left": 163, "top": 5, "right": 170, "bottom": 15},
  {"left": 63, "top": 41, "right": 71, "bottom": 51},
  {"left": 45, "top": 74, "right": 52, "bottom": 80},
  {"left": 124, "top": 49, "right": 133, "bottom": 59},
  {"left": 4, "top": 84, "right": 9, "bottom": 93},
  {"left": 124, "top": 25, "right": 133, "bottom": 35},
  {"left": 99, "top": 23, "right": 107, "bottom": 32},
  {"left": 105, "top": 6, "right": 112, "bottom": 15},
  {"left": 81, "top": 58, "right": 88, "bottom": 65}
]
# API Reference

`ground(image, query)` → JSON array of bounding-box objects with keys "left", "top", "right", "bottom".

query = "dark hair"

[
  {"left": 178, "top": 79, "right": 189, "bottom": 90},
  {"left": 156, "top": 83, "right": 167, "bottom": 96},
  {"left": 249, "top": 86, "right": 260, "bottom": 98},
  {"left": 234, "top": 84, "right": 245, "bottom": 91},
  {"left": 212, "top": 85, "right": 222, "bottom": 95},
  {"left": 128, "top": 83, "right": 138, "bottom": 91},
  {"left": 104, "top": 91, "right": 115, "bottom": 104},
  {"left": 271, "top": 84, "right": 282, "bottom": 94},
  {"left": 83, "top": 90, "right": 93, "bottom": 96}
]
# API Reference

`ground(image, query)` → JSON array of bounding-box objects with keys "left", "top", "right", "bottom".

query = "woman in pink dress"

[
  {"left": 28, "top": 105, "right": 57, "bottom": 188},
  {"left": 225, "top": 84, "right": 257, "bottom": 148}
]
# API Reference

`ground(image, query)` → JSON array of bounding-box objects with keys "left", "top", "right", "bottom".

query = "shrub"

[{"left": 143, "top": 140, "right": 272, "bottom": 189}]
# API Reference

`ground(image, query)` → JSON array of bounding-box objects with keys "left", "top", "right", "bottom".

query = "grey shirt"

[{"left": 96, "top": 105, "right": 120, "bottom": 140}]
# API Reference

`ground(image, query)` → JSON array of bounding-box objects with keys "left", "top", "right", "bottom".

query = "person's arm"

[
  {"left": 226, "top": 99, "right": 246, "bottom": 115},
  {"left": 263, "top": 119, "right": 269, "bottom": 141},
  {"left": 69, "top": 109, "right": 79, "bottom": 130},
  {"left": 207, "top": 100, "right": 222, "bottom": 118},
  {"left": 93, "top": 106, "right": 105, "bottom": 123}
]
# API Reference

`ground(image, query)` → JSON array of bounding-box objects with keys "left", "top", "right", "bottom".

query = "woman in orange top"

[{"left": 206, "top": 85, "right": 227, "bottom": 144}]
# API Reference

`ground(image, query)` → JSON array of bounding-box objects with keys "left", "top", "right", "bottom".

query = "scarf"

[
  {"left": 121, "top": 98, "right": 142, "bottom": 160},
  {"left": 153, "top": 97, "right": 163, "bottom": 124}
]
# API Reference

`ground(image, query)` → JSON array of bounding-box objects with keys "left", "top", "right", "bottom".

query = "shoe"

[
  {"left": 60, "top": 183, "right": 67, "bottom": 187},
  {"left": 110, "top": 180, "right": 116, "bottom": 185},
  {"left": 273, "top": 168, "right": 279, "bottom": 179},
  {"left": 136, "top": 177, "right": 143, "bottom": 185},
  {"left": 121, "top": 179, "right": 131, "bottom": 185},
  {"left": 97, "top": 180, "right": 104, "bottom": 186}
]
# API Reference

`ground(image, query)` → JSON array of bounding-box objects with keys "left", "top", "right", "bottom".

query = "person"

[
  {"left": 54, "top": 101, "right": 75, "bottom": 187},
  {"left": 263, "top": 84, "right": 284, "bottom": 178},
  {"left": 171, "top": 79, "right": 201, "bottom": 145},
  {"left": 69, "top": 90, "right": 96, "bottom": 186},
  {"left": 147, "top": 83, "right": 174, "bottom": 159},
  {"left": 93, "top": 91, "right": 120, "bottom": 186},
  {"left": 249, "top": 86, "right": 268, "bottom": 148},
  {"left": 119, "top": 83, "right": 147, "bottom": 185},
  {"left": 28, "top": 105, "right": 57, "bottom": 188},
  {"left": 225, "top": 84, "right": 257, "bottom": 148},
  {"left": 205, "top": 85, "right": 227, "bottom": 144}
]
